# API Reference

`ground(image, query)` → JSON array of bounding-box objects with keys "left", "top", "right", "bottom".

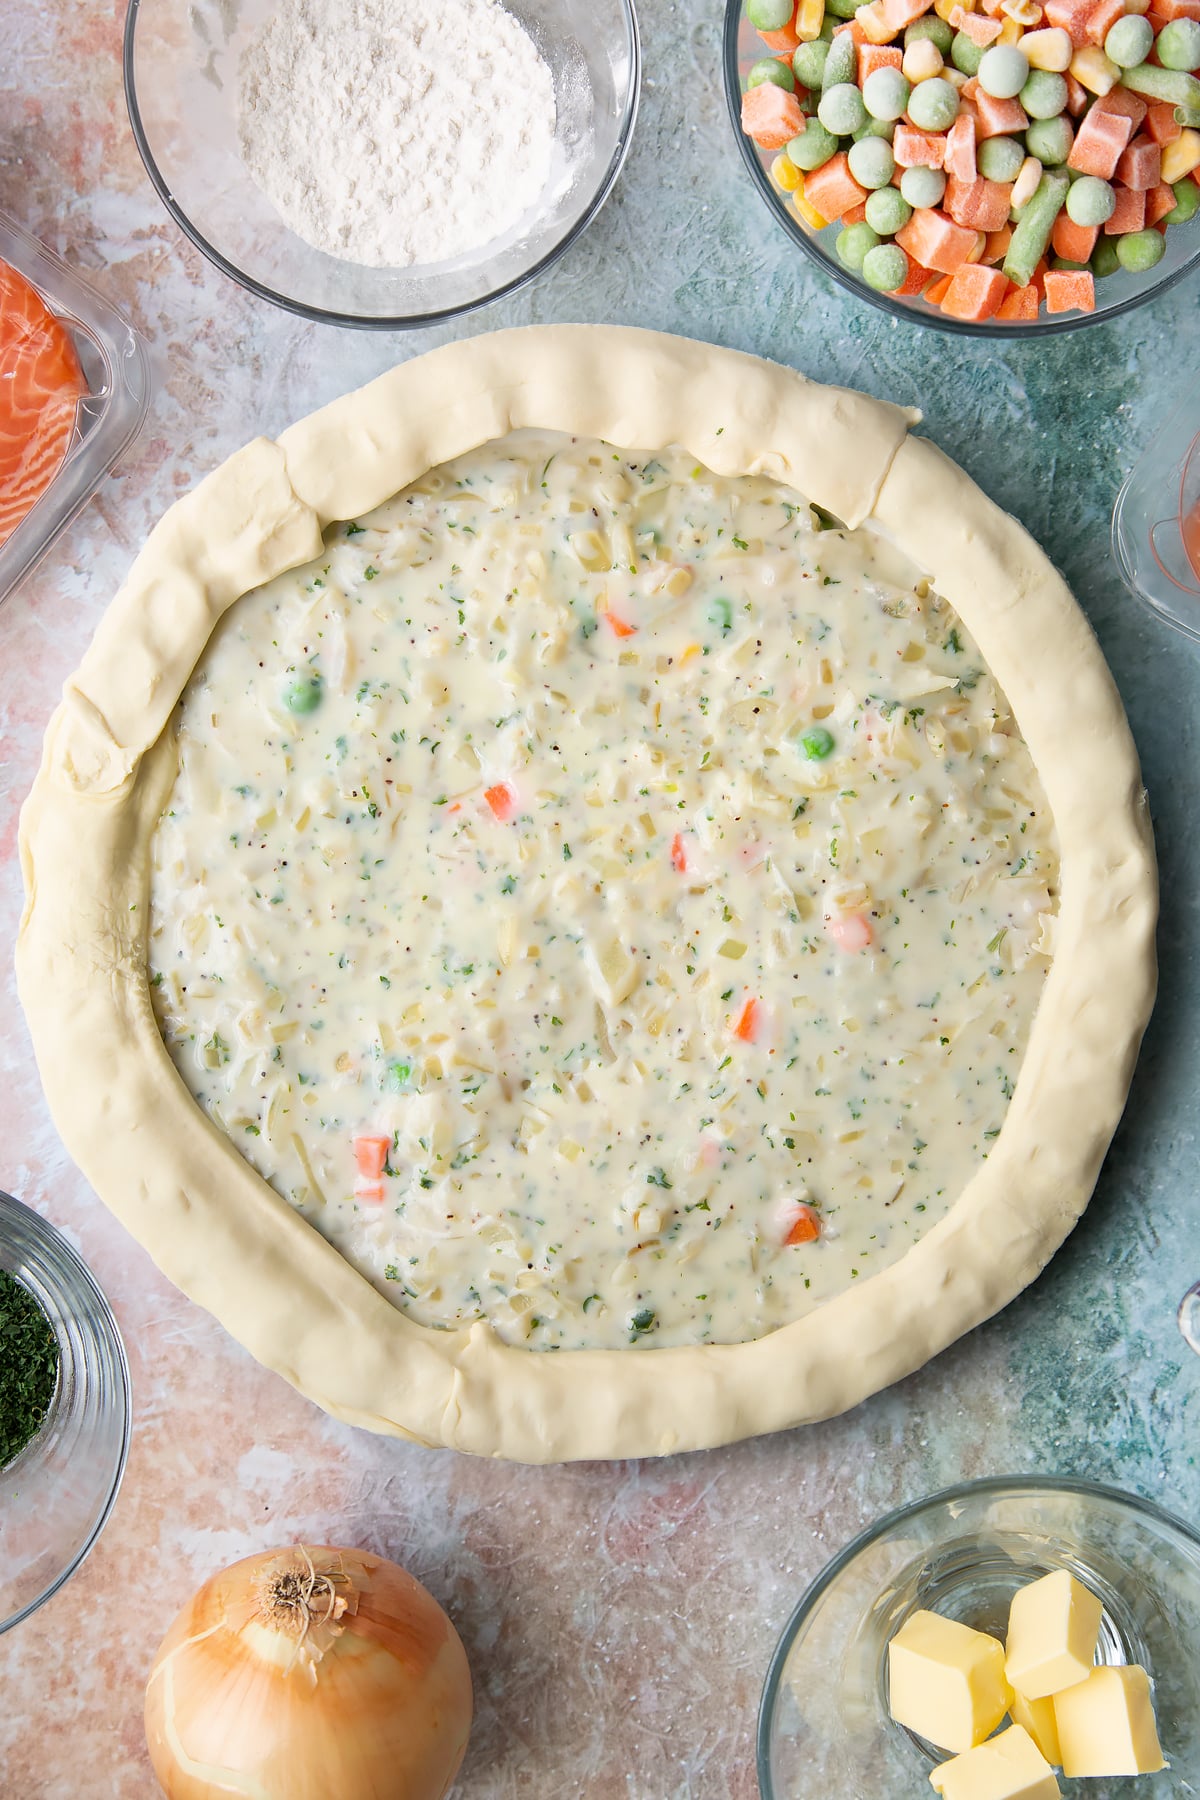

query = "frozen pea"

[
  {"left": 1025, "top": 114, "right": 1074, "bottom": 165},
  {"left": 906, "top": 14, "right": 953, "bottom": 52},
  {"left": 951, "top": 31, "right": 985, "bottom": 76},
  {"left": 283, "top": 675, "right": 322, "bottom": 714},
  {"left": 1157, "top": 19, "right": 1200, "bottom": 71},
  {"left": 748, "top": 57, "right": 796, "bottom": 91},
  {"left": 1164, "top": 176, "right": 1200, "bottom": 224},
  {"left": 1091, "top": 235, "right": 1122, "bottom": 277},
  {"left": 835, "top": 221, "right": 882, "bottom": 271},
  {"left": 848, "top": 135, "right": 896, "bottom": 187},
  {"left": 818, "top": 81, "right": 868, "bottom": 134},
  {"left": 787, "top": 118, "right": 840, "bottom": 169},
  {"left": 865, "top": 186, "right": 913, "bottom": 233},
  {"left": 793, "top": 38, "right": 830, "bottom": 89},
  {"left": 908, "top": 76, "right": 960, "bottom": 130},
  {"left": 1104, "top": 14, "right": 1154, "bottom": 68},
  {"left": 854, "top": 117, "right": 897, "bottom": 140},
  {"left": 978, "top": 135, "right": 1026, "bottom": 182},
  {"left": 900, "top": 163, "right": 947, "bottom": 206},
  {"left": 821, "top": 30, "right": 858, "bottom": 91},
  {"left": 1065, "top": 174, "right": 1115, "bottom": 225},
  {"left": 747, "top": 0, "right": 795, "bottom": 27},
  {"left": 1116, "top": 228, "right": 1166, "bottom": 271},
  {"left": 863, "top": 65, "right": 912, "bottom": 120},
  {"left": 1019, "top": 69, "right": 1068, "bottom": 119},
  {"left": 979, "top": 44, "right": 1030, "bottom": 99},
  {"left": 861, "top": 243, "right": 910, "bottom": 290}
]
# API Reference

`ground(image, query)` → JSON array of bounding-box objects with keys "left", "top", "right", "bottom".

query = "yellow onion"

[{"left": 144, "top": 1544, "right": 473, "bottom": 1800}]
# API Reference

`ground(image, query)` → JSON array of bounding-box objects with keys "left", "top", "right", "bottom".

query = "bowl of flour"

[{"left": 123, "top": 0, "right": 640, "bottom": 326}]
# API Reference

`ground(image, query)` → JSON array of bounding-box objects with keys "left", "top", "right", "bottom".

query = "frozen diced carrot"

[
  {"left": 803, "top": 151, "right": 869, "bottom": 220},
  {"left": 940, "top": 261, "right": 1008, "bottom": 318},
  {"left": 833, "top": 15, "right": 872, "bottom": 41},
  {"left": 894, "top": 124, "right": 947, "bottom": 168},
  {"left": 859, "top": 42, "right": 904, "bottom": 82},
  {"left": 1043, "top": 268, "right": 1096, "bottom": 311},
  {"left": 997, "top": 282, "right": 1041, "bottom": 318},
  {"left": 1095, "top": 85, "right": 1149, "bottom": 130},
  {"left": 1157, "top": 0, "right": 1200, "bottom": 17},
  {"left": 951, "top": 4, "right": 1004, "bottom": 39},
  {"left": 1145, "top": 181, "right": 1179, "bottom": 224},
  {"left": 881, "top": 0, "right": 937, "bottom": 26},
  {"left": 1145, "top": 103, "right": 1183, "bottom": 147},
  {"left": 895, "top": 206, "right": 981, "bottom": 272},
  {"left": 759, "top": 12, "right": 802, "bottom": 51},
  {"left": 843, "top": 201, "right": 871, "bottom": 223},
  {"left": 1116, "top": 134, "right": 1162, "bottom": 190},
  {"left": 1064, "top": 71, "right": 1090, "bottom": 112},
  {"left": 945, "top": 114, "right": 978, "bottom": 182},
  {"left": 1145, "top": 10, "right": 1171, "bottom": 27},
  {"left": 1045, "top": 0, "right": 1097, "bottom": 43},
  {"left": 1104, "top": 184, "right": 1147, "bottom": 230},
  {"left": 894, "top": 253, "right": 937, "bottom": 294},
  {"left": 983, "top": 223, "right": 1013, "bottom": 262},
  {"left": 1052, "top": 212, "right": 1099, "bottom": 259},
  {"left": 946, "top": 173, "right": 1014, "bottom": 229},
  {"left": 1068, "top": 105, "right": 1133, "bottom": 175},
  {"left": 1084, "top": 0, "right": 1128, "bottom": 42},
  {"left": 925, "top": 273, "right": 954, "bottom": 303},
  {"left": 741, "top": 83, "right": 806, "bottom": 149},
  {"left": 973, "top": 90, "right": 1030, "bottom": 136}
]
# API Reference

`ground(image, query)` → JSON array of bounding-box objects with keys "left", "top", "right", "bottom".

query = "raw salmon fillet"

[{"left": 0, "top": 257, "right": 85, "bottom": 546}]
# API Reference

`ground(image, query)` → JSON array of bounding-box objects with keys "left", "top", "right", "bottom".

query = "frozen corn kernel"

[
  {"left": 1022, "top": 26, "right": 1073, "bottom": 69},
  {"left": 771, "top": 152, "right": 805, "bottom": 190},
  {"left": 1161, "top": 126, "right": 1200, "bottom": 182},
  {"left": 795, "top": 0, "right": 827, "bottom": 41},
  {"left": 904, "top": 38, "right": 946, "bottom": 79},
  {"left": 1070, "top": 46, "right": 1121, "bottom": 96},
  {"left": 1011, "top": 154, "right": 1043, "bottom": 207},
  {"left": 1001, "top": 0, "right": 1043, "bottom": 24}
]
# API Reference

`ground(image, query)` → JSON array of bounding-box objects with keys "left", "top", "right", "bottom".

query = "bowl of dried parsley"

[{"left": 0, "top": 1190, "right": 130, "bottom": 1633}]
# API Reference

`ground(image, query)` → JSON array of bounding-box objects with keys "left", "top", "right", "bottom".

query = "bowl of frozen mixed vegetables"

[{"left": 725, "top": 0, "right": 1200, "bottom": 331}]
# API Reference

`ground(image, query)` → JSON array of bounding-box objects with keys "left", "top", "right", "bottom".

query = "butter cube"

[
  {"left": 889, "top": 1611, "right": 1013, "bottom": 1752},
  {"left": 1005, "top": 1570, "right": 1102, "bottom": 1700},
  {"left": 930, "top": 1725, "right": 1062, "bottom": 1800},
  {"left": 1010, "top": 1691, "right": 1061, "bottom": 1767},
  {"left": 1053, "top": 1665, "right": 1165, "bottom": 1778}
]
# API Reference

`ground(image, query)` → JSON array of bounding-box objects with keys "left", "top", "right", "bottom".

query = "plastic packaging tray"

[{"left": 0, "top": 209, "right": 152, "bottom": 608}]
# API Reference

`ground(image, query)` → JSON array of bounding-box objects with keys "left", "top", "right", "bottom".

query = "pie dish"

[{"left": 16, "top": 326, "right": 1156, "bottom": 1462}]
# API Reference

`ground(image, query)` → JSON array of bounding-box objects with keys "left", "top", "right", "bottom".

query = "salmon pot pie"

[{"left": 17, "top": 328, "right": 1156, "bottom": 1462}]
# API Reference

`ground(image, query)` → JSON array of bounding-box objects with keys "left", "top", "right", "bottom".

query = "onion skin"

[{"left": 144, "top": 1545, "right": 472, "bottom": 1800}]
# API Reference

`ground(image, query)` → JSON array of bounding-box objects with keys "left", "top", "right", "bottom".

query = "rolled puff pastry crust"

[{"left": 16, "top": 327, "right": 1156, "bottom": 1463}]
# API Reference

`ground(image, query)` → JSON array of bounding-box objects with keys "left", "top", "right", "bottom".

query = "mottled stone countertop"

[{"left": 1, "top": 1, "right": 1198, "bottom": 1795}]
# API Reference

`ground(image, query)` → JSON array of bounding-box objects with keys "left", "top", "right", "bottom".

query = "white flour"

[{"left": 237, "top": 0, "right": 557, "bottom": 269}]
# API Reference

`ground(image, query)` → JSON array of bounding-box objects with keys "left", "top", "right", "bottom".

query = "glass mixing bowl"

[
  {"left": 0, "top": 1191, "right": 131, "bottom": 1633},
  {"left": 723, "top": 0, "right": 1200, "bottom": 337},
  {"left": 759, "top": 1476, "right": 1200, "bottom": 1798},
  {"left": 124, "top": 0, "right": 640, "bottom": 328}
]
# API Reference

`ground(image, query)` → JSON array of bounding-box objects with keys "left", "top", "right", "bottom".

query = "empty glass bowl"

[
  {"left": 759, "top": 1476, "right": 1200, "bottom": 1798},
  {"left": 723, "top": 0, "right": 1200, "bottom": 336},
  {"left": 1113, "top": 397, "right": 1200, "bottom": 643},
  {"left": 0, "top": 1191, "right": 131, "bottom": 1633},
  {"left": 124, "top": 0, "right": 640, "bottom": 327}
]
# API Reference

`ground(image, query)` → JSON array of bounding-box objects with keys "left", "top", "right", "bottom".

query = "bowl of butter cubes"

[
  {"left": 726, "top": 0, "right": 1200, "bottom": 331},
  {"left": 759, "top": 1476, "right": 1200, "bottom": 1797}
]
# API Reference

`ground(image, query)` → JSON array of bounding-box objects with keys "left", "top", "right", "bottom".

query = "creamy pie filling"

[{"left": 148, "top": 431, "right": 1059, "bottom": 1351}]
